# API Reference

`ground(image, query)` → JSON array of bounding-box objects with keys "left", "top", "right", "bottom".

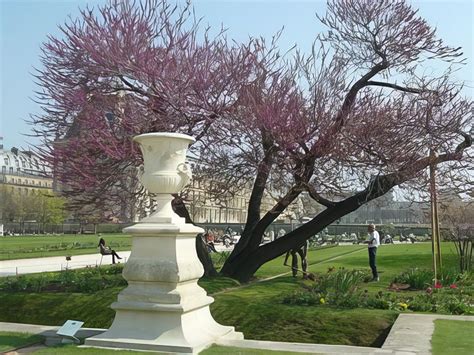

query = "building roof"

[{"left": 0, "top": 147, "right": 52, "bottom": 177}]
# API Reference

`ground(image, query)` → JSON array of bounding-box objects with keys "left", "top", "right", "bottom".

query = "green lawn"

[
  {"left": 0, "top": 332, "right": 315, "bottom": 354},
  {"left": 254, "top": 245, "right": 364, "bottom": 278},
  {"left": 0, "top": 243, "right": 466, "bottom": 349},
  {"left": 37, "top": 344, "right": 314, "bottom": 354},
  {"left": 306, "top": 242, "right": 460, "bottom": 291},
  {"left": 0, "top": 331, "right": 43, "bottom": 352},
  {"left": 431, "top": 320, "right": 474, "bottom": 355},
  {"left": 210, "top": 275, "right": 397, "bottom": 347},
  {"left": 0, "top": 234, "right": 132, "bottom": 260}
]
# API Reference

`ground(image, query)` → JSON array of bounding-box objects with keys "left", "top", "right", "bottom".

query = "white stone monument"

[{"left": 85, "top": 133, "right": 242, "bottom": 353}]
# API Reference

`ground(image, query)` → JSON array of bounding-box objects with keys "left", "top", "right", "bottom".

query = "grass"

[
  {"left": 203, "top": 345, "right": 316, "bottom": 354},
  {"left": 210, "top": 276, "right": 397, "bottom": 347},
  {"left": 0, "top": 333, "right": 315, "bottom": 354},
  {"left": 0, "top": 234, "right": 132, "bottom": 260},
  {"left": 0, "top": 242, "right": 466, "bottom": 348},
  {"left": 306, "top": 243, "right": 460, "bottom": 292},
  {"left": 0, "top": 331, "right": 43, "bottom": 352},
  {"left": 18, "top": 342, "right": 315, "bottom": 354},
  {"left": 431, "top": 320, "right": 474, "bottom": 355},
  {"left": 253, "top": 245, "right": 363, "bottom": 279}
]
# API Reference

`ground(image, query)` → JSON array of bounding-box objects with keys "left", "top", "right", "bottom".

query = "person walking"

[
  {"left": 367, "top": 224, "right": 380, "bottom": 281},
  {"left": 284, "top": 240, "right": 309, "bottom": 278}
]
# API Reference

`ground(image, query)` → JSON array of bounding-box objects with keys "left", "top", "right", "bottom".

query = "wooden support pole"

[{"left": 429, "top": 150, "right": 442, "bottom": 283}]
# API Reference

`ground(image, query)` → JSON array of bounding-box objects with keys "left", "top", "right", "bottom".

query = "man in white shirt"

[{"left": 367, "top": 224, "right": 380, "bottom": 281}]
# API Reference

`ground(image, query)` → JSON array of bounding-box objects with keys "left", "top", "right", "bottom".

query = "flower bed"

[{"left": 282, "top": 267, "right": 473, "bottom": 315}]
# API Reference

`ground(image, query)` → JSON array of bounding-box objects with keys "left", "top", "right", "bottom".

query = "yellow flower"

[
  {"left": 398, "top": 302, "right": 408, "bottom": 310},
  {"left": 320, "top": 298, "right": 325, "bottom": 304}
]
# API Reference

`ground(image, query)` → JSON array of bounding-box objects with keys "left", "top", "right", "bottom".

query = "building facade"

[{"left": 0, "top": 145, "right": 53, "bottom": 195}]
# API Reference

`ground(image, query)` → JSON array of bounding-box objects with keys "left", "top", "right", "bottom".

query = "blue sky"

[{"left": 1, "top": 0, "right": 473, "bottom": 149}]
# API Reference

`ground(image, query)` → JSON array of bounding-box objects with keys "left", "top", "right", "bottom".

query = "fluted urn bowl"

[{"left": 133, "top": 133, "right": 195, "bottom": 195}]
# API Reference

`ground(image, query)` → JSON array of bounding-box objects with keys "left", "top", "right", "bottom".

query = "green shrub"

[
  {"left": 311, "top": 268, "right": 367, "bottom": 297},
  {"left": 393, "top": 268, "right": 433, "bottom": 289},
  {"left": 281, "top": 268, "right": 472, "bottom": 315},
  {"left": 364, "top": 296, "right": 390, "bottom": 310},
  {"left": 283, "top": 268, "right": 368, "bottom": 308},
  {"left": 437, "top": 294, "right": 473, "bottom": 315},
  {"left": 408, "top": 294, "right": 436, "bottom": 312},
  {"left": 0, "top": 265, "right": 126, "bottom": 294},
  {"left": 394, "top": 268, "right": 473, "bottom": 291},
  {"left": 282, "top": 291, "right": 321, "bottom": 306},
  {"left": 330, "top": 269, "right": 367, "bottom": 296}
]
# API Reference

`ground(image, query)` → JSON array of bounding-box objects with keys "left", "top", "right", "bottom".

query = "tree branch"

[
  {"left": 252, "top": 131, "right": 472, "bottom": 267},
  {"left": 303, "top": 182, "right": 336, "bottom": 208},
  {"left": 366, "top": 81, "right": 422, "bottom": 94}
]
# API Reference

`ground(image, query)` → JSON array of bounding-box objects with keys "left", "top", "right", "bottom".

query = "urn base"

[{"left": 84, "top": 305, "right": 243, "bottom": 354}]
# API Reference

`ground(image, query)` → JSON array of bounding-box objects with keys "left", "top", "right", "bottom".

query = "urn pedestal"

[{"left": 85, "top": 133, "right": 243, "bottom": 353}]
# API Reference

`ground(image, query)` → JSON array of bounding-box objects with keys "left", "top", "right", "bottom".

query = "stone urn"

[{"left": 85, "top": 132, "right": 242, "bottom": 353}]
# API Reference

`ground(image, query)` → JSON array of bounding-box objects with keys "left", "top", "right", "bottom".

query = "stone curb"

[{"left": 381, "top": 313, "right": 474, "bottom": 354}]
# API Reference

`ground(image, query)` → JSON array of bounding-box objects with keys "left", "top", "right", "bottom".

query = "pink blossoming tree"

[{"left": 32, "top": 0, "right": 472, "bottom": 281}]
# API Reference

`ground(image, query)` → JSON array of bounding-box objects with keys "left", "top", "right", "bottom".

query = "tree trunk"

[
  {"left": 196, "top": 235, "right": 218, "bottom": 277},
  {"left": 222, "top": 173, "right": 400, "bottom": 282},
  {"left": 172, "top": 194, "right": 218, "bottom": 276},
  {"left": 221, "top": 200, "right": 356, "bottom": 282}
]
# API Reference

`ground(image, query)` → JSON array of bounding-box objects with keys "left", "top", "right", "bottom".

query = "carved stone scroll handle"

[{"left": 176, "top": 163, "right": 192, "bottom": 191}]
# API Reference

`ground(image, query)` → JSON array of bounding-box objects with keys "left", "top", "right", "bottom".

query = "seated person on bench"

[{"left": 98, "top": 238, "right": 122, "bottom": 264}]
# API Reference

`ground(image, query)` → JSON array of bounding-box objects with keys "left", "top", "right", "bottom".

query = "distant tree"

[
  {"left": 0, "top": 186, "right": 16, "bottom": 223},
  {"left": 0, "top": 187, "right": 66, "bottom": 232},
  {"left": 440, "top": 201, "right": 473, "bottom": 272},
  {"left": 34, "top": 192, "right": 67, "bottom": 233},
  {"left": 32, "top": 0, "right": 472, "bottom": 281}
]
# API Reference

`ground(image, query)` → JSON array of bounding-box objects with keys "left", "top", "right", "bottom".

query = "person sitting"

[
  {"left": 205, "top": 232, "right": 218, "bottom": 253},
  {"left": 98, "top": 238, "right": 122, "bottom": 264}
]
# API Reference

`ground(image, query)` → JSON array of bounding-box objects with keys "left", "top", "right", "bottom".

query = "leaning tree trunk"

[
  {"left": 222, "top": 174, "right": 400, "bottom": 282},
  {"left": 172, "top": 194, "right": 218, "bottom": 276},
  {"left": 221, "top": 202, "right": 353, "bottom": 282}
]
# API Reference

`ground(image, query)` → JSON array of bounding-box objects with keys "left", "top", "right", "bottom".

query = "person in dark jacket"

[{"left": 98, "top": 238, "right": 122, "bottom": 264}]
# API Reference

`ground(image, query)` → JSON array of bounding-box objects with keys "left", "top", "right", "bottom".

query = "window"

[
  {"left": 1, "top": 166, "right": 5, "bottom": 174},
  {"left": 9, "top": 167, "right": 13, "bottom": 174},
  {"left": 4, "top": 157, "right": 9, "bottom": 165}
]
